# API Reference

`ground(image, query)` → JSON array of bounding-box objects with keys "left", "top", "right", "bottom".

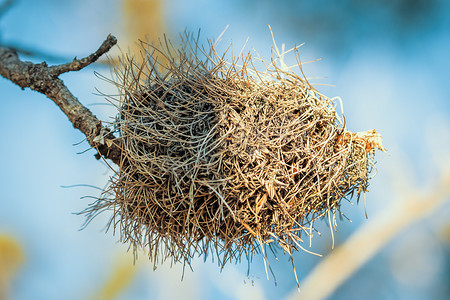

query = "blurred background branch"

[
  {"left": 0, "top": 0, "right": 13, "bottom": 19},
  {"left": 286, "top": 172, "right": 450, "bottom": 300},
  {"left": 0, "top": 234, "right": 25, "bottom": 300}
]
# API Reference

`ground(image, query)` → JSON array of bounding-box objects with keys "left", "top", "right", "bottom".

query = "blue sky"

[{"left": 1, "top": 1, "right": 449, "bottom": 299}]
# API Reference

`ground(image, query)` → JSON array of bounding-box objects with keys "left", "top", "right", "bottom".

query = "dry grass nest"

[{"left": 86, "top": 32, "right": 385, "bottom": 274}]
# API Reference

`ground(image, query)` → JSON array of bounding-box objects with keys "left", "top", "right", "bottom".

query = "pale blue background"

[{"left": 0, "top": 0, "right": 449, "bottom": 299}]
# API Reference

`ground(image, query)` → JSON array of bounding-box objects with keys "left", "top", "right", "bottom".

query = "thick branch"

[{"left": 0, "top": 34, "right": 121, "bottom": 165}]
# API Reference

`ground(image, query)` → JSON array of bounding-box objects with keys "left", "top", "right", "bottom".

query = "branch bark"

[{"left": 0, "top": 34, "right": 122, "bottom": 165}]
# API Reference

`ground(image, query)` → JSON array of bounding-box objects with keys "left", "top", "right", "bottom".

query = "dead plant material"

[{"left": 85, "top": 32, "right": 385, "bottom": 275}]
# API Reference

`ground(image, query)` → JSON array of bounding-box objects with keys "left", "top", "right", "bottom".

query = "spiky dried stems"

[
  {"left": 285, "top": 172, "right": 450, "bottom": 300},
  {"left": 0, "top": 34, "right": 121, "bottom": 165},
  {"left": 91, "top": 34, "right": 378, "bottom": 271}
]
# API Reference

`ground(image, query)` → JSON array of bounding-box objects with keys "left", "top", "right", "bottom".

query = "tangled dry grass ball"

[{"left": 85, "top": 32, "right": 384, "bottom": 276}]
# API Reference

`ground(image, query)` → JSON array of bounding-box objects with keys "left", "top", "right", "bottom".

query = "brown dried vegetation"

[{"left": 84, "top": 33, "right": 382, "bottom": 272}]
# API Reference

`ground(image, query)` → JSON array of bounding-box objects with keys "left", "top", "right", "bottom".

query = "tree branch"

[
  {"left": 0, "top": 34, "right": 122, "bottom": 165},
  {"left": 49, "top": 35, "right": 117, "bottom": 75}
]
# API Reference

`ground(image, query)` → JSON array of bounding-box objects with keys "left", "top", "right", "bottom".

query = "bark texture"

[{"left": 0, "top": 34, "right": 121, "bottom": 165}]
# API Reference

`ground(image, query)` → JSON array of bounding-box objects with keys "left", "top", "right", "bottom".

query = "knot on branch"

[{"left": 93, "top": 127, "right": 114, "bottom": 148}]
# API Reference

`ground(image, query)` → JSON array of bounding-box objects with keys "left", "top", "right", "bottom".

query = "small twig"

[
  {"left": 49, "top": 35, "right": 117, "bottom": 75},
  {"left": 0, "top": 34, "right": 121, "bottom": 165}
]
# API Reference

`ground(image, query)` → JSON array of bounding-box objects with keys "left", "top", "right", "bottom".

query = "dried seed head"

[{"left": 86, "top": 32, "right": 384, "bottom": 278}]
